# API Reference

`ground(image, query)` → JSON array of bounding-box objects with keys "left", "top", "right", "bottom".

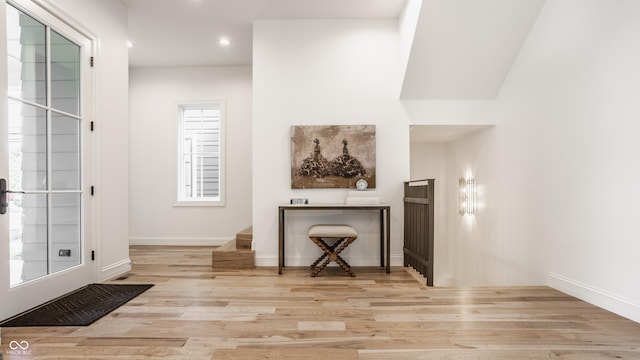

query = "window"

[{"left": 177, "top": 102, "right": 224, "bottom": 205}]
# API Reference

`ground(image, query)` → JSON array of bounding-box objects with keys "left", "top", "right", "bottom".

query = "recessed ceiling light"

[
  {"left": 127, "top": 40, "right": 134, "bottom": 48},
  {"left": 219, "top": 37, "right": 231, "bottom": 46}
]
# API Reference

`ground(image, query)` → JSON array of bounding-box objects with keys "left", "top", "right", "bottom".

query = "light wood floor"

[{"left": 2, "top": 246, "right": 640, "bottom": 359}]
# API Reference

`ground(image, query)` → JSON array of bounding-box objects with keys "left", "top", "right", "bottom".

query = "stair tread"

[
  {"left": 213, "top": 240, "right": 254, "bottom": 252},
  {"left": 214, "top": 240, "right": 237, "bottom": 251},
  {"left": 236, "top": 226, "right": 253, "bottom": 236}
]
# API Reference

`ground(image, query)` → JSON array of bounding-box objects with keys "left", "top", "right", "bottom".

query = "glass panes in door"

[
  {"left": 6, "top": 4, "right": 83, "bottom": 286},
  {"left": 50, "top": 30, "right": 80, "bottom": 116}
]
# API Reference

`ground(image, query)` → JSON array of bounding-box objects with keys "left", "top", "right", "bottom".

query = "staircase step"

[
  {"left": 212, "top": 239, "right": 255, "bottom": 269},
  {"left": 217, "top": 239, "right": 238, "bottom": 251},
  {"left": 211, "top": 226, "right": 254, "bottom": 269},
  {"left": 235, "top": 226, "right": 253, "bottom": 250},
  {"left": 212, "top": 249, "right": 255, "bottom": 269}
]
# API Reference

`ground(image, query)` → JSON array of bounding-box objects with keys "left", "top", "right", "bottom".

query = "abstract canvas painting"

[{"left": 291, "top": 125, "right": 376, "bottom": 189}]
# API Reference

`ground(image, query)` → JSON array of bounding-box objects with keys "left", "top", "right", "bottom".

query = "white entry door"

[{"left": 0, "top": 0, "right": 94, "bottom": 320}]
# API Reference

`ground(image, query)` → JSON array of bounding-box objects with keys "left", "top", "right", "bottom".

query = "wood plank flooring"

[{"left": 2, "top": 245, "right": 640, "bottom": 359}]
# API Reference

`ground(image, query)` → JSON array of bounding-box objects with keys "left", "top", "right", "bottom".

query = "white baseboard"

[
  {"left": 548, "top": 272, "right": 640, "bottom": 324},
  {"left": 129, "top": 236, "right": 233, "bottom": 246},
  {"left": 101, "top": 258, "right": 132, "bottom": 281}
]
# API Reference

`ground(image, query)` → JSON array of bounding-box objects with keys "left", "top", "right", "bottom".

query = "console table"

[{"left": 278, "top": 204, "right": 391, "bottom": 274}]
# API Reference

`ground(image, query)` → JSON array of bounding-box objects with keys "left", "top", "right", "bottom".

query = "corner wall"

[
  {"left": 446, "top": 125, "right": 546, "bottom": 286},
  {"left": 252, "top": 19, "right": 410, "bottom": 267},
  {"left": 498, "top": 0, "right": 640, "bottom": 322},
  {"left": 129, "top": 66, "right": 252, "bottom": 245},
  {"left": 408, "top": 0, "right": 640, "bottom": 322},
  {"left": 409, "top": 142, "right": 451, "bottom": 285}
]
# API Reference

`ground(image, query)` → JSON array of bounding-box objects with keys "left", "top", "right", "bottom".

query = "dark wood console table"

[{"left": 278, "top": 204, "right": 391, "bottom": 274}]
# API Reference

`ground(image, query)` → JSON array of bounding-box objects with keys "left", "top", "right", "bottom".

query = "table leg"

[
  {"left": 379, "top": 209, "right": 384, "bottom": 268},
  {"left": 385, "top": 208, "right": 390, "bottom": 274},
  {"left": 279, "top": 208, "right": 285, "bottom": 274}
]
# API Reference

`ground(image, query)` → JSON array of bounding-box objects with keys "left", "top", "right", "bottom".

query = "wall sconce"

[{"left": 458, "top": 177, "right": 476, "bottom": 216}]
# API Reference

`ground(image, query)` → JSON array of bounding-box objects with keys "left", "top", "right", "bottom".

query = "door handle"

[{"left": 1, "top": 178, "right": 25, "bottom": 215}]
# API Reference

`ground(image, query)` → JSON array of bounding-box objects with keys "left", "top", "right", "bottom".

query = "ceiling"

[
  {"left": 123, "top": 0, "right": 545, "bottom": 143},
  {"left": 123, "top": 0, "right": 407, "bottom": 68},
  {"left": 124, "top": 0, "right": 545, "bottom": 98},
  {"left": 410, "top": 125, "right": 492, "bottom": 143},
  {"left": 400, "top": 0, "right": 545, "bottom": 100}
]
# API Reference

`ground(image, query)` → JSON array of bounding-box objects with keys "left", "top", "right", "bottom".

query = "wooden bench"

[{"left": 308, "top": 225, "right": 358, "bottom": 277}]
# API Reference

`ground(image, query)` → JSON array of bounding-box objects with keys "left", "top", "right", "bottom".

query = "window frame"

[{"left": 175, "top": 100, "right": 225, "bottom": 207}]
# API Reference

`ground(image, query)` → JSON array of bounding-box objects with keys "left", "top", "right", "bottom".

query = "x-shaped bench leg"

[{"left": 309, "top": 236, "right": 357, "bottom": 277}]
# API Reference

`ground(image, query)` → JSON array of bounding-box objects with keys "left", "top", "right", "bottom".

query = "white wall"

[
  {"left": 398, "top": 0, "right": 422, "bottom": 84},
  {"left": 409, "top": 0, "right": 640, "bottom": 322},
  {"left": 129, "top": 66, "right": 252, "bottom": 245},
  {"left": 409, "top": 124, "right": 545, "bottom": 287},
  {"left": 253, "top": 19, "right": 410, "bottom": 267},
  {"left": 499, "top": 0, "right": 640, "bottom": 322},
  {"left": 446, "top": 125, "right": 546, "bottom": 286},
  {"left": 409, "top": 142, "right": 451, "bottom": 285}
]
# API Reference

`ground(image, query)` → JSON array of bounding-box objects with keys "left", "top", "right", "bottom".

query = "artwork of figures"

[{"left": 291, "top": 125, "right": 376, "bottom": 189}]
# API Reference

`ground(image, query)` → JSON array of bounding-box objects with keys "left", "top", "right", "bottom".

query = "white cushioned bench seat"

[{"left": 308, "top": 225, "right": 357, "bottom": 238}]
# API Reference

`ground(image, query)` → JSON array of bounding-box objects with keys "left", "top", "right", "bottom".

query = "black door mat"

[{"left": 0, "top": 283, "right": 153, "bottom": 327}]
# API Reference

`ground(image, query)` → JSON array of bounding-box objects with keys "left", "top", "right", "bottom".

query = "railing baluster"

[{"left": 403, "top": 179, "right": 435, "bottom": 286}]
